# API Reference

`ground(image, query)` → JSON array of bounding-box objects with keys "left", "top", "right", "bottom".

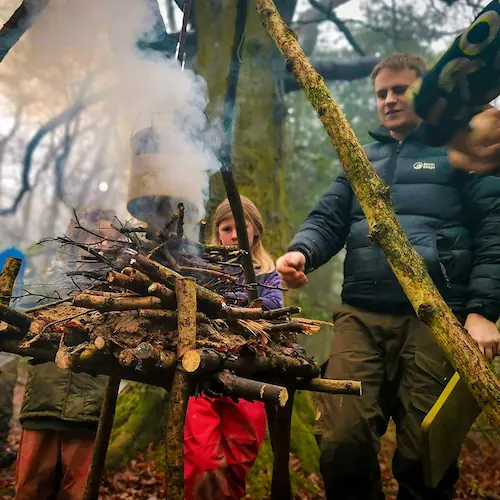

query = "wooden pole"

[
  {"left": 83, "top": 376, "right": 121, "bottom": 500},
  {"left": 219, "top": 0, "right": 259, "bottom": 303},
  {"left": 181, "top": 348, "right": 320, "bottom": 378},
  {"left": 214, "top": 370, "right": 289, "bottom": 406},
  {"left": 266, "top": 391, "right": 295, "bottom": 500},
  {"left": 0, "top": 303, "right": 31, "bottom": 331},
  {"left": 251, "top": 0, "right": 500, "bottom": 434},
  {"left": 0, "top": 257, "right": 21, "bottom": 306},
  {"left": 164, "top": 277, "right": 197, "bottom": 499},
  {"left": 296, "top": 377, "right": 362, "bottom": 396}
]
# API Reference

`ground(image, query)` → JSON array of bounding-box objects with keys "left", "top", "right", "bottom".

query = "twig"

[
  {"left": 179, "top": 266, "right": 239, "bottom": 282},
  {"left": 73, "top": 294, "right": 164, "bottom": 311},
  {"left": 39, "top": 309, "right": 96, "bottom": 335}
]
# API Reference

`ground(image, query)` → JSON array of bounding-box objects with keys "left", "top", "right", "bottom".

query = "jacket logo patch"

[{"left": 413, "top": 161, "right": 436, "bottom": 170}]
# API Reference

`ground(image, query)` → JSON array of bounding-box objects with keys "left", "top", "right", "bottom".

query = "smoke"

[{"left": 0, "top": 0, "right": 220, "bottom": 243}]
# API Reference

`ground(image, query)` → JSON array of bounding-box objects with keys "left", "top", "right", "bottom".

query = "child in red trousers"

[{"left": 184, "top": 196, "right": 284, "bottom": 500}]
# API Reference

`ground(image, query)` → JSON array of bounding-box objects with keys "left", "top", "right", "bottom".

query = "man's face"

[{"left": 374, "top": 68, "right": 422, "bottom": 139}]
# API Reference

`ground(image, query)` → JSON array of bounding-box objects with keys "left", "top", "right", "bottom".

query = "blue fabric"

[{"left": 0, "top": 247, "right": 26, "bottom": 286}]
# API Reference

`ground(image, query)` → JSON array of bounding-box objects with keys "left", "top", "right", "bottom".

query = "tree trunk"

[{"left": 193, "top": 0, "right": 293, "bottom": 256}]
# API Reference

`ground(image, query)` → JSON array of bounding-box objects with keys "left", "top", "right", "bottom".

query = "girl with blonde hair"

[{"left": 184, "top": 196, "right": 284, "bottom": 499}]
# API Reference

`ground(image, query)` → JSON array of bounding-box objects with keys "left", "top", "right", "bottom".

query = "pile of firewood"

[
  {"left": 0, "top": 206, "right": 361, "bottom": 404},
  {"left": 0, "top": 205, "right": 362, "bottom": 500}
]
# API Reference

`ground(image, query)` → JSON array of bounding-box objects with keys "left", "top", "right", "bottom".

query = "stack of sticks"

[{"left": 0, "top": 206, "right": 362, "bottom": 499}]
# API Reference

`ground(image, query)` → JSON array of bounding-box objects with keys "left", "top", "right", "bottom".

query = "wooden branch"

[
  {"left": 107, "top": 271, "right": 150, "bottom": 295},
  {"left": 148, "top": 282, "right": 176, "bottom": 302},
  {"left": 84, "top": 290, "right": 135, "bottom": 298},
  {"left": 221, "top": 305, "right": 301, "bottom": 320},
  {"left": 121, "top": 267, "right": 154, "bottom": 290},
  {"left": 203, "top": 244, "right": 239, "bottom": 253},
  {"left": 0, "top": 338, "right": 176, "bottom": 388},
  {"left": 0, "top": 303, "right": 31, "bottom": 330},
  {"left": 164, "top": 277, "right": 197, "bottom": 499},
  {"left": 137, "top": 309, "right": 209, "bottom": 324},
  {"left": 296, "top": 377, "right": 362, "bottom": 395},
  {"left": 181, "top": 348, "right": 222, "bottom": 374},
  {"left": 252, "top": 0, "right": 500, "bottom": 433},
  {"left": 214, "top": 370, "right": 288, "bottom": 407},
  {"left": 73, "top": 294, "right": 163, "bottom": 311},
  {"left": 266, "top": 392, "right": 295, "bottom": 500},
  {"left": 84, "top": 376, "right": 121, "bottom": 500},
  {"left": 178, "top": 266, "right": 239, "bottom": 282},
  {"left": 55, "top": 348, "right": 72, "bottom": 370},
  {"left": 118, "top": 343, "right": 176, "bottom": 370},
  {"left": 94, "top": 336, "right": 108, "bottom": 351},
  {"left": 132, "top": 254, "right": 225, "bottom": 311},
  {"left": 0, "top": 257, "right": 22, "bottom": 306},
  {"left": 0, "top": 321, "right": 21, "bottom": 336},
  {"left": 182, "top": 348, "right": 320, "bottom": 379}
]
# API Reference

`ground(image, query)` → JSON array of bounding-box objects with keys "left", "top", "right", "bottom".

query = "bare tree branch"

[
  {"left": 0, "top": 92, "right": 104, "bottom": 215},
  {"left": 308, "top": 0, "right": 366, "bottom": 56},
  {"left": 0, "top": 0, "right": 50, "bottom": 63},
  {"left": 284, "top": 56, "right": 380, "bottom": 92}
]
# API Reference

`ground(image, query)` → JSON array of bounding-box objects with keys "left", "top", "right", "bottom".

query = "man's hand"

[
  {"left": 464, "top": 313, "right": 500, "bottom": 361},
  {"left": 276, "top": 251, "right": 308, "bottom": 289},
  {"left": 448, "top": 108, "right": 500, "bottom": 173}
]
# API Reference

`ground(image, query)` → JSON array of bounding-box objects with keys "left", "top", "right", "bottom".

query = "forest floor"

[{"left": 0, "top": 366, "right": 499, "bottom": 499}]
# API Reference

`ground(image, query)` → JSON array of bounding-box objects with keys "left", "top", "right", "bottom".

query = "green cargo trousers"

[{"left": 316, "top": 305, "right": 459, "bottom": 500}]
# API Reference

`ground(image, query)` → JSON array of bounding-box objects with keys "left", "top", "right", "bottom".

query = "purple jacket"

[{"left": 225, "top": 269, "right": 284, "bottom": 311}]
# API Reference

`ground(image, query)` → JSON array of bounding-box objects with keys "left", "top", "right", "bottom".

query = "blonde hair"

[
  {"left": 210, "top": 196, "right": 275, "bottom": 275},
  {"left": 371, "top": 53, "right": 427, "bottom": 81}
]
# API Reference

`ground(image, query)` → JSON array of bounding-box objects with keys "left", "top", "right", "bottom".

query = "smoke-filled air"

[{"left": 0, "top": 0, "right": 220, "bottom": 248}]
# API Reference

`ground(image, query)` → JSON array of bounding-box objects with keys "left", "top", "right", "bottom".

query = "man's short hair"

[{"left": 371, "top": 53, "right": 427, "bottom": 81}]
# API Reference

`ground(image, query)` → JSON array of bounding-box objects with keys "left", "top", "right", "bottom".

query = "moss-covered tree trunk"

[{"left": 193, "top": 0, "right": 293, "bottom": 256}]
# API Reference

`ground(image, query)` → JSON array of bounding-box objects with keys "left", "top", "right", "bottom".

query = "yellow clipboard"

[{"left": 421, "top": 372, "right": 481, "bottom": 489}]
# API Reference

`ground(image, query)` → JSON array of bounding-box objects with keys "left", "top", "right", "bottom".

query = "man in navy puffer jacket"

[{"left": 277, "top": 53, "right": 500, "bottom": 500}]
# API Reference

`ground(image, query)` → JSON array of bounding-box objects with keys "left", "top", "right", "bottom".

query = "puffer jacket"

[
  {"left": 18, "top": 263, "right": 106, "bottom": 426},
  {"left": 288, "top": 125, "right": 500, "bottom": 321}
]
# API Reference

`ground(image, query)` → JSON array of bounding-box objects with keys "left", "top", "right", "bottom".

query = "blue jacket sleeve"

[
  {"left": 287, "top": 174, "right": 352, "bottom": 272},
  {"left": 257, "top": 270, "right": 285, "bottom": 311},
  {"left": 459, "top": 171, "right": 500, "bottom": 322}
]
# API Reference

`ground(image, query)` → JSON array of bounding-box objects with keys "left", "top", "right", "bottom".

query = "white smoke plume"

[{"left": 0, "top": 0, "right": 219, "bottom": 250}]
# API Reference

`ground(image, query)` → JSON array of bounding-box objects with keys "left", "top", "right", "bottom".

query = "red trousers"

[
  {"left": 15, "top": 428, "right": 96, "bottom": 500},
  {"left": 184, "top": 396, "right": 266, "bottom": 500}
]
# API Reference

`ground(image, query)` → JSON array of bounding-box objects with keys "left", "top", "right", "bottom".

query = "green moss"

[
  {"left": 106, "top": 383, "right": 167, "bottom": 471},
  {"left": 290, "top": 391, "right": 320, "bottom": 475},
  {"left": 195, "top": 1, "right": 290, "bottom": 259}
]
